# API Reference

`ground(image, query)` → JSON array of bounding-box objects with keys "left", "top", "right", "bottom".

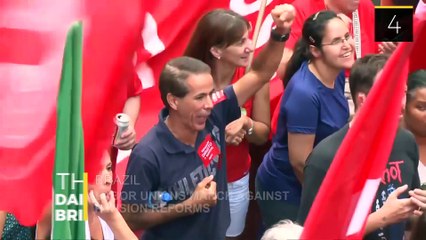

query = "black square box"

[{"left": 375, "top": 6, "right": 413, "bottom": 42}]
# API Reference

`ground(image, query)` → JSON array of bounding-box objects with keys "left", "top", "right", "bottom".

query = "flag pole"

[{"left": 245, "top": 0, "right": 267, "bottom": 73}]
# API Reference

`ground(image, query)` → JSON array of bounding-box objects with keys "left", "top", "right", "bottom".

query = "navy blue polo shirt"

[{"left": 122, "top": 85, "right": 240, "bottom": 240}]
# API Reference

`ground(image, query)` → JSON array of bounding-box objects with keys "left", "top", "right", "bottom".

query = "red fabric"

[
  {"left": 227, "top": 68, "right": 252, "bottom": 182},
  {"left": 82, "top": 0, "right": 145, "bottom": 184},
  {"left": 286, "top": 0, "right": 378, "bottom": 56},
  {"left": 301, "top": 17, "right": 426, "bottom": 239},
  {"left": 0, "top": 0, "right": 145, "bottom": 226},
  {"left": 128, "top": 68, "right": 143, "bottom": 97},
  {"left": 0, "top": 0, "right": 83, "bottom": 226},
  {"left": 410, "top": 10, "right": 426, "bottom": 72}
]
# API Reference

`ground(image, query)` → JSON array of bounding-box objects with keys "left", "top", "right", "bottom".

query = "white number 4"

[{"left": 388, "top": 15, "right": 401, "bottom": 34}]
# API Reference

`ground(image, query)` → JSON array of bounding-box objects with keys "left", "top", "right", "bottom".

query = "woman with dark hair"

[
  {"left": 184, "top": 6, "right": 295, "bottom": 239},
  {"left": 403, "top": 70, "right": 426, "bottom": 184},
  {"left": 256, "top": 10, "right": 354, "bottom": 227}
]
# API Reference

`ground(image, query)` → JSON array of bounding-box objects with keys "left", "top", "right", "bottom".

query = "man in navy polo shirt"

[{"left": 120, "top": 4, "right": 295, "bottom": 239}]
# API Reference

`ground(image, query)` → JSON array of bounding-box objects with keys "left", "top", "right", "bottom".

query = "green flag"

[{"left": 52, "top": 22, "right": 86, "bottom": 239}]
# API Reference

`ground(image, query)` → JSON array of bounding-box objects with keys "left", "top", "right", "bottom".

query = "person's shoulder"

[
  {"left": 307, "top": 126, "right": 348, "bottom": 168},
  {"left": 393, "top": 127, "right": 419, "bottom": 154},
  {"left": 138, "top": 125, "right": 162, "bottom": 147},
  {"left": 212, "top": 85, "right": 240, "bottom": 123},
  {"left": 212, "top": 85, "right": 236, "bottom": 107},
  {"left": 391, "top": 127, "right": 419, "bottom": 164},
  {"left": 128, "top": 141, "right": 159, "bottom": 172},
  {"left": 131, "top": 125, "right": 163, "bottom": 158},
  {"left": 394, "top": 127, "right": 417, "bottom": 144},
  {"left": 287, "top": 64, "right": 319, "bottom": 96}
]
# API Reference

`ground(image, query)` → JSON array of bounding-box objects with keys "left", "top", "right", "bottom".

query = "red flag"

[
  {"left": 409, "top": 27, "right": 426, "bottom": 72},
  {"left": 82, "top": 0, "right": 145, "bottom": 184},
  {"left": 0, "top": 0, "right": 82, "bottom": 225},
  {"left": 301, "top": 16, "right": 426, "bottom": 239},
  {"left": 0, "top": 0, "right": 145, "bottom": 225}
]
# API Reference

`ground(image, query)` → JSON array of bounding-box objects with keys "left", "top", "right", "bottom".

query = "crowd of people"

[{"left": 1, "top": 0, "right": 426, "bottom": 239}]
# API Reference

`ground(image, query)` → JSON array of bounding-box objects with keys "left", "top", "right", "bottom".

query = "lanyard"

[{"left": 352, "top": 9, "right": 362, "bottom": 59}]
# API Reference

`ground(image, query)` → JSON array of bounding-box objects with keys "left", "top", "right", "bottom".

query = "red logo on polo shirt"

[
  {"left": 197, "top": 134, "right": 220, "bottom": 167},
  {"left": 211, "top": 90, "right": 227, "bottom": 105}
]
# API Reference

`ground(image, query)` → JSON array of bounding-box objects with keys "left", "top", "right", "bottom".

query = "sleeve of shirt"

[
  {"left": 222, "top": 85, "right": 241, "bottom": 125},
  {"left": 121, "top": 145, "right": 159, "bottom": 205},
  {"left": 127, "top": 68, "right": 143, "bottom": 97},
  {"left": 285, "top": 88, "right": 319, "bottom": 134},
  {"left": 297, "top": 152, "right": 328, "bottom": 225}
]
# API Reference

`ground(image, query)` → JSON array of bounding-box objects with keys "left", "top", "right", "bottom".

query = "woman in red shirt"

[{"left": 184, "top": 9, "right": 272, "bottom": 239}]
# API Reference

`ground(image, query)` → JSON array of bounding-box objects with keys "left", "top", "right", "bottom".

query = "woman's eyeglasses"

[{"left": 321, "top": 33, "right": 353, "bottom": 47}]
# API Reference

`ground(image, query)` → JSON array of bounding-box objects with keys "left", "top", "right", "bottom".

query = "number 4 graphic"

[
  {"left": 374, "top": 6, "right": 413, "bottom": 42},
  {"left": 388, "top": 15, "right": 401, "bottom": 34}
]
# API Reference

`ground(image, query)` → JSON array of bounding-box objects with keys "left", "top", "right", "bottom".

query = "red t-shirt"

[
  {"left": 226, "top": 67, "right": 252, "bottom": 182},
  {"left": 127, "top": 65, "right": 143, "bottom": 97},
  {"left": 287, "top": 0, "right": 378, "bottom": 57}
]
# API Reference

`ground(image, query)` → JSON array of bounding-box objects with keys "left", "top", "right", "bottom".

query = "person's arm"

[
  {"left": 277, "top": 48, "right": 294, "bottom": 80},
  {"left": 89, "top": 191, "right": 137, "bottom": 240},
  {"left": 0, "top": 211, "right": 7, "bottom": 238},
  {"left": 114, "top": 95, "right": 140, "bottom": 150},
  {"left": 225, "top": 84, "right": 270, "bottom": 146},
  {"left": 276, "top": 2, "right": 304, "bottom": 79},
  {"left": 35, "top": 202, "right": 52, "bottom": 239},
  {"left": 246, "top": 83, "right": 270, "bottom": 145},
  {"left": 123, "top": 95, "right": 140, "bottom": 126},
  {"left": 233, "top": 4, "right": 295, "bottom": 106},
  {"left": 288, "top": 133, "right": 315, "bottom": 183},
  {"left": 365, "top": 185, "right": 417, "bottom": 235},
  {"left": 122, "top": 175, "right": 217, "bottom": 230},
  {"left": 284, "top": 85, "right": 319, "bottom": 184}
]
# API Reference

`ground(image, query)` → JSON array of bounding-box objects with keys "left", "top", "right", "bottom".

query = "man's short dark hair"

[
  {"left": 349, "top": 54, "right": 390, "bottom": 109},
  {"left": 159, "top": 56, "right": 211, "bottom": 108}
]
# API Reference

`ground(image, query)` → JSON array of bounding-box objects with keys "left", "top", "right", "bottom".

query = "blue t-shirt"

[
  {"left": 257, "top": 61, "right": 349, "bottom": 204},
  {"left": 122, "top": 86, "right": 240, "bottom": 240}
]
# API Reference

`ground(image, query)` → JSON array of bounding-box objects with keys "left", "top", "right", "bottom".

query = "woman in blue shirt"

[{"left": 256, "top": 10, "right": 355, "bottom": 227}]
